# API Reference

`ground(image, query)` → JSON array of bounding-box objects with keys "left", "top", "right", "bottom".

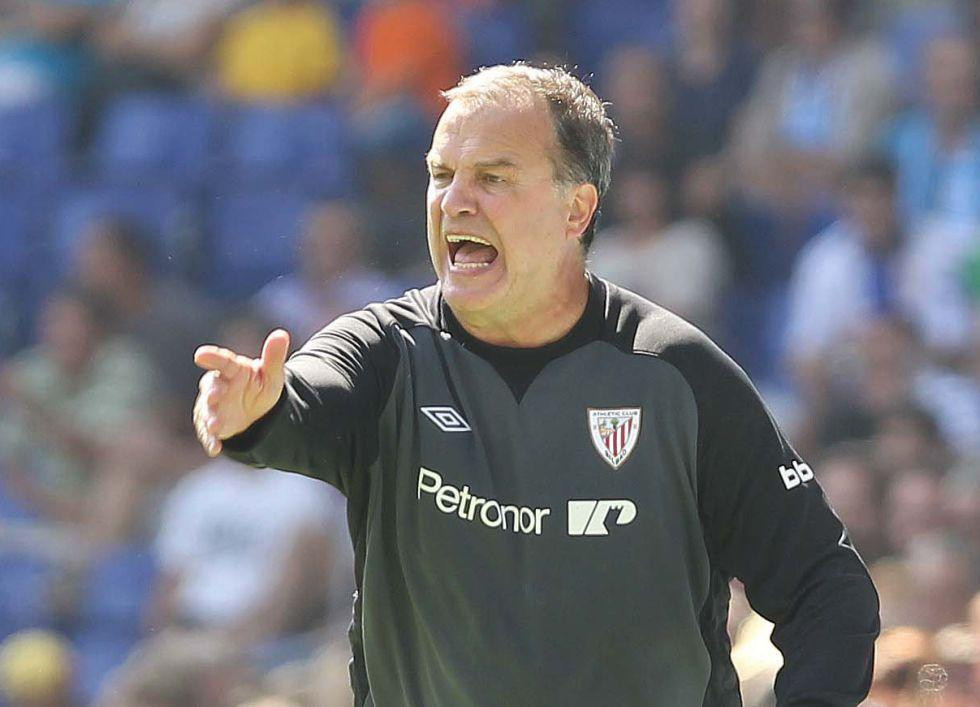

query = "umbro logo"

[{"left": 421, "top": 406, "right": 471, "bottom": 432}]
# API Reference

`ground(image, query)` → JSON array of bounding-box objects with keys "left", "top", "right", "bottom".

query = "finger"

[
  {"left": 198, "top": 369, "right": 220, "bottom": 392},
  {"left": 205, "top": 413, "right": 222, "bottom": 435},
  {"left": 205, "top": 378, "right": 229, "bottom": 407},
  {"left": 194, "top": 346, "right": 251, "bottom": 376},
  {"left": 259, "top": 329, "right": 290, "bottom": 377},
  {"left": 192, "top": 405, "right": 221, "bottom": 457}
]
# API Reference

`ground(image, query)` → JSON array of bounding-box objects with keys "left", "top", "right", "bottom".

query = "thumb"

[{"left": 259, "top": 329, "right": 290, "bottom": 378}]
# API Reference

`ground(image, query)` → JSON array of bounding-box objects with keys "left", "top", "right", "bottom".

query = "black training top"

[{"left": 224, "top": 274, "right": 880, "bottom": 706}]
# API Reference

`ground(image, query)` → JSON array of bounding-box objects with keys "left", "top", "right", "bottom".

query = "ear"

[{"left": 565, "top": 183, "right": 599, "bottom": 243}]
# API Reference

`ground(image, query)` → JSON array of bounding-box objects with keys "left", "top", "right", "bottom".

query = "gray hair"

[{"left": 442, "top": 63, "right": 617, "bottom": 252}]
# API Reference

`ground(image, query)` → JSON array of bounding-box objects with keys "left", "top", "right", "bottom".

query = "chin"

[{"left": 441, "top": 273, "right": 509, "bottom": 318}]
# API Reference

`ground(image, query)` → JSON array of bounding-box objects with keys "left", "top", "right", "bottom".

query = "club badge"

[{"left": 588, "top": 407, "right": 641, "bottom": 470}]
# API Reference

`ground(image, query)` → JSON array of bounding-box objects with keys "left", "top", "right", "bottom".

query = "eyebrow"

[
  {"left": 426, "top": 157, "right": 519, "bottom": 171},
  {"left": 474, "top": 158, "right": 518, "bottom": 170}
]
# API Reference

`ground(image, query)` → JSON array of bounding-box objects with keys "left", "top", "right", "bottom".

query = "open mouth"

[{"left": 447, "top": 234, "right": 499, "bottom": 270}]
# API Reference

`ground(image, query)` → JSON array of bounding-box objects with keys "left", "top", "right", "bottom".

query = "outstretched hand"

[{"left": 192, "top": 329, "right": 290, "bottom": 457}]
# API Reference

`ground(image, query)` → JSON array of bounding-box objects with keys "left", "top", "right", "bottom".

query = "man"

[{"left": 194, "top": 64, "right": 879, "bottom": 704}]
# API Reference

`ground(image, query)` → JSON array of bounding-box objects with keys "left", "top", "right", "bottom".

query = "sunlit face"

[
  {"left": 925, "top": 36, "right": 976, "bottom": 116},
  {"left": 40, "top": 295, "right": 97, "bottom": 375},
  {"left": 426, "top": 98, "right": 587, "bottom": 323}
]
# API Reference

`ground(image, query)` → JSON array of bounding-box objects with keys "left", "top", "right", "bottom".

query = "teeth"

[
  {"left": 446, "top": 234, "right": 493, "bottom": 247},
  {"left": 454, "top": 262, "right": 491, "bottom": 269}
]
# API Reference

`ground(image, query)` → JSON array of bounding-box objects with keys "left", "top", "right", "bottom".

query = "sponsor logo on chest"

[{"left": 417, "top": 467, "right": 637, "bottom": 537}]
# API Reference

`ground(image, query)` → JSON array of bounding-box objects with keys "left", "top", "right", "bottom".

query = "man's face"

[
  {"left": 426, "top": 98, "right": 584, "bottom": 322},
  {"left": 925, "top": 36, "right": 977, "bottom": 118},
  {"left": 846, "top": 177, "right": 895, "bottom": 251}
]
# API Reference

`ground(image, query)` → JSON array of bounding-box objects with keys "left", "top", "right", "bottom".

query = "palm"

[{"left": 193, "top": 329, "right": 290, "bottom": 456}]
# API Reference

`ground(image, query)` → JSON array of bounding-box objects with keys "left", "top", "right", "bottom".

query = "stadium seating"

[
  {"left": 457, "top": 3, "right": 532, "bottom": 71},
  {"left": 73, "top": 545, "right": 157, "bottom": 703},
  {"left": 93, "top": 93, "right": 215, "bottom": 188},
  {"left": 0, "top": 98, "right": 71, "bottom": 187},
  {"left": 203, "top": 189, "right": 312, "bottom": 299},
  {"left": 0, "top": 554, "right": 54, "bottom": 642},
  {"left": 566, "top": 0, "right": 672, "bottom": 76},
  {"left": 0, "top": 190, "right": 48, "bottom": 353},
  {"left": 49, "top": 183, "right": 197, "bottom": 280},
  {"left": 214, "top": 102, "right": 351, "bottom": 197}
]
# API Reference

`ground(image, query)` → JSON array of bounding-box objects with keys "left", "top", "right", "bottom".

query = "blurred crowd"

[{"left": 0, "top": 0, "right": 977, "bottom": 705}]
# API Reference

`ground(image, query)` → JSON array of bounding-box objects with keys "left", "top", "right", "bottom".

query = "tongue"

[{"left": 454, "top": 242, "right": 498, "bottom": 265}]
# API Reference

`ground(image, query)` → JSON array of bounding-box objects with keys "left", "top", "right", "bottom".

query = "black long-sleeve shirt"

[{"left": 224, "top": 274, "right": 880, "bottom": 705}]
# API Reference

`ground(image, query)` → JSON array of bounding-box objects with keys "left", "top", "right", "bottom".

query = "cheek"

[{"left": 426, "top": 193, "right": 443, "bottom": 241}]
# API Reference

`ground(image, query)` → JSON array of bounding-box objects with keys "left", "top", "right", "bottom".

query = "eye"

[
  {"left": 430, "top": 170, "right": 452, "bottom": 185},
  {"left": 481, "top": 173, "right": 504, "bottom": 185}
]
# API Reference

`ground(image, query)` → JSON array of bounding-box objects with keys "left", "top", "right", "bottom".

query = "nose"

[{"left": 440, "top": 174, "right": 477, "bottom": 219}]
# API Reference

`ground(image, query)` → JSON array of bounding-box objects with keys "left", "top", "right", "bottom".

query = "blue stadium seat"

[
  {"left": 50, "top": 183, "right": 197, "bottom": 280},
  {"left": 0, "top": 192, "right": 40, "bottom": 291},
  {"left": 457, "top": 2, "right": 533, "bottom": 71},
  {"left": 78, "top": 545, "right": 156, "bottom": 632},
  {"left": 215, "top": 102, "right": 351, "bottom": 197},
  {"left": 566, "top": 0, "right": 672, "bottom": 76},
  {"left": 94, "top": 93, "right": 215, "bottom": 187},
  {"left": 204, "top": 189, "right": 311, "bottom": 299},
  {"left": 0, "top": 553, "right": 55, "bottom": 641},
  {"left": 74, "top": 545, "right": 157, "bottom": 703},
  {"left": 0, "top": 189, "right": 47, "bottom": 353},
  {"left": 0, "top": 467, "right": 39, "bottom": 523},
  {"left": 0, "top": 98, "right": 70, "bottom": 186}
]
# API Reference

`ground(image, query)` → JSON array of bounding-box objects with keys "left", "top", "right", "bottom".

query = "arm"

[
  {"left": 194, "top": 312, "right": 398, "bottom": 495},
  {"left": 665, "top": 341, "right": 880, "bottom": 705},
  {"left": 229, "top": 522, "right": 333, "bottom": 643}
]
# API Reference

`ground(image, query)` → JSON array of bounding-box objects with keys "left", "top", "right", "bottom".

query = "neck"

[
  {"left": 114, "top": 276, "right": 150, "bottom": 318},
  {"left": 451, "top": 271, "right": 590, "bottom": 348},
  {"left": 681, "top": 28, "right": 726, "bottom": 75},
  {"left": 935, "top": 110, "right": 971, "bottom": 145}
]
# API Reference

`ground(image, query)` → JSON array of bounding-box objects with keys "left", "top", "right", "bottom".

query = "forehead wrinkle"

[{"left": 429, "top": 115, "right": 554, "bottom": 182}]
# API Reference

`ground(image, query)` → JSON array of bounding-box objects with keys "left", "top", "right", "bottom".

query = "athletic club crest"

[{"left": 588, "top": 408, "right": 641, "bottom": 470}]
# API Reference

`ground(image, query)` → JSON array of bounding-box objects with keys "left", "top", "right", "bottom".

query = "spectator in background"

[
  {"left": 882, "top": 31, "right": 980, "bottom": 228},
  {"left": 150, "top": 311, "right": 347, "bottom": 646},
  {"left": 884, "top": 469, "right": 944, "bottom": 557},
  {"left": 816, "top": 442, "right": 886, "bottom": 563},
  {"left": 253, "top": 200, "right": 399, "bottom": 341},
  {"left": 783, "top": 157, "right": 904, "bottom": 421},
  {"left": 899, "top": 217, "right": 980, "bottom": 362},
  {"left": 96, "top": 631, "right": 254, "bottom": 707},
  {"left": 815, "top": 311, "right": 976, "bottom": 461},
  {"left": 733, "top": 0, "right": 895, "bottom": 206},
  {"left": 600, "top": 45, "right": 678, "bottom": 176},
  {"left": 93, "top": 0, "right": 245, "bottom": 91},
  {"left": 867, "top": 626, "right": 933, "bottom": 700},
  {"left": 902, "top": 532, "right": 975, "bottom": 630},
  {"left": 871, "top": 404, "right": 950, "bottom": 479},
  {"left": 667, "top": 0, "right": 758, "bottom": 169},
  {"left": 943, "top": 461, "right": 980, "bottom": 579},
  {"left": 353, "top": 0, "right": 463, "bottom": 118},
  {"left": 0, "top": 287, "right": 157, "bottom": 528},
  {"left": 72, "top": 217, "right": 217, "bottom": 417},
  {"left": 350, "top": 0, "right": 462, "bottom": 272},
  {"left": 215, "top": 0, "right": 345, "bottom": 104},
  {"left": 0, "top": 629, "right": 75, "bottom": 707},
  {"left": 589, "top": 165, "right": 729, "bottom": 331},
  {"left": 0, "top": 0, "right": 96, "bottom": 106}
]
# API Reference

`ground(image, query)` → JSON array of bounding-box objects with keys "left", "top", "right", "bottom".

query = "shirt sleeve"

[
  {"left": 664, "top": 339, "right": 880, "bottom": 705},
  {"left": 221, "top": 309, "right": 400, "bottom": 497}
]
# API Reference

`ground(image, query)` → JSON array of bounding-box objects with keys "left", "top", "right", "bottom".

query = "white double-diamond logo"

[
  {"left": 421, "top": 406, "right": 471, "bottom": 432},
  {"left": 567, "top": 499, "right": 637, "bottom": 536}
]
